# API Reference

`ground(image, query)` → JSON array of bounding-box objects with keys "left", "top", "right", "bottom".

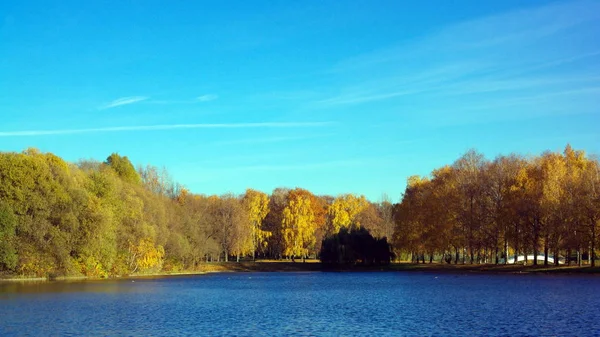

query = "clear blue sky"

[{"left": 1, "top": 0, "right": 599, "bottom": 201}]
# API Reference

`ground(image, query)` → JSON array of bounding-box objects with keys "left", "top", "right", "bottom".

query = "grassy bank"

[
  {"left": 2, "top": 261, "right": 600, "bottom": 283},
  {"left": 387, "top": 263, "right": 600, "bottom": 274},
  {"left": 140, "top": 261, "right": 600, "bottom": 275}
]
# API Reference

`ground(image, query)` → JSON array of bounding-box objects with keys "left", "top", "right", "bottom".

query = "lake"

[{"left": 1, "top": 271, "right": 599, "bottom": 336}]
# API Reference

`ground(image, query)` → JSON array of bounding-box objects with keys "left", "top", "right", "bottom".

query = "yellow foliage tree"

[
  {"left": 282, "top": 194, "right": 315, "bottom": 262},
  {"left": 327, "top": 194, "right": 369, "bottom": 234},
  {"left": 243, "top": 189, "right": 271, "bottom": 260},
  {"left": 128, "top": 238, "right": 165, "bottom": 273}
]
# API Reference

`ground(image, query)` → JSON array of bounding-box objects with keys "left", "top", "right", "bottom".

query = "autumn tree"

[
  {"left": 375, "top": 194, "right": 396, "bottom": 244},
  {"left": 128, "top": 238, "right": 165, "bottom": 273},
  {"left": 262, "top": 188, "right": 289, "bottom": 259},
  {"left": 242, "top": 189, "right": 271, "bottom": 260},
  {"left": 208, "top": 194, "right": 249, "bottom": 262},
  {"left": 538, "top": 152, "right": 568, "bottom": 266},
  {"left": 105, "top": 153, "right": 141, "bottom": 185},
  {"left": 281, "top": 190, "right": 318, "bottom": 262},
  {"left": 578, "top": 158, "right": 600, "bottom": 267},
  {"left": 327, "top": 194, "right": 369, "bottom": 234},
  {"left": 485, "top": 154, "right": 525, "bottom": 264},
  {"left": 453, "top": 149, "right": 488, "bottom": 264},
  {"left": 0, "top": 202, "right": 18, "bottom": 271},
  {"left": 393, "top": 175, "right": 430, "bottom": 262},
  {"left": 138, "top": 164, "right": 177, "bottom": 198},
  {"left": 565, "top": 146, "right": 599, "bottom": 267}
]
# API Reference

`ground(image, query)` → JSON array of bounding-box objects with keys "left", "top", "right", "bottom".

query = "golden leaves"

[
  {"left": 282, "top": 193, "right": 316, "bottom": 258},
  {"left": 327, "top": 194, "right": 369, "bottom": 234}
]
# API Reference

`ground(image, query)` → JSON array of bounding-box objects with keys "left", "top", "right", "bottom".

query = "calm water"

[{"left": 1, "top": 271, "right": 600, "bottom": 336}]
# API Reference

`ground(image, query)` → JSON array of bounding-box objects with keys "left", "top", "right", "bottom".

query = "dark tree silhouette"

[{"left": 320, "top": 227, "right": 394, "bottom": 266}]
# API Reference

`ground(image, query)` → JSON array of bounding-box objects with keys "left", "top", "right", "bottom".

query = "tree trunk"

[
  {"left": 567, "top": 248, "right": 571, "bottom": 266},
  {"left": 504, "top": 238, "right": 509, "bottom": 265},
  {"left": 484, "top": 247, "right": 488, "bottom": 264},
  {"left": 429, "top": 253, "right": 433, "bottom": 264},
  {"left": 592, "top": 235, "right": 596, "bottom": 268},
  {"left": 544, "top": 234, "right": 549, "bottom": 266},
  {"left": 495, "top": 245, "right": 499, "bottom": 265},
  {"left": 593, "top": 220, "right": 597, "bottom": 267},
  {"left": 253, "top": 224, "right": 257, "bottom": 262},
  {"left": 533, "top": 219, "right": 539, "bottom": 266},
  {"left": 514, "top": 227, "right": 519, "bottom": 266},
  {"left": 455, "top": 247, "right": 459, "bottom": 264}
]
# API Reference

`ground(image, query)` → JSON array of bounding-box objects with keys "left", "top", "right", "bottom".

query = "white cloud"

[{"left": 99, "top": 96, "right": 148, "bottom": 110}]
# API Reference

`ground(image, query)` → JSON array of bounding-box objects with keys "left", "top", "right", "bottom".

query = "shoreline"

[{"left": 2, "top": 262, "right": 599, "bottom": 283}]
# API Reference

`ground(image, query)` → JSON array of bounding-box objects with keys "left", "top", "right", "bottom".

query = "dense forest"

[{"left": 0, "top": 145, "right": 598, "bottom": 277}]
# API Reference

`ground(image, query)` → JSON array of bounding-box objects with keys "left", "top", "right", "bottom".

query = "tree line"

[
  {"left": 0, "top": 145, "right": 597, "bottom": 277},
  {"left": 394, "top": 145, "right": 600, "bottom": 267},
  {"left": 0, "top": 149, "right": 394, "bottom": 277}
]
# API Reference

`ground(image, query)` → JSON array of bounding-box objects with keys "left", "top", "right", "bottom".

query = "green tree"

[{"left": 105, "top": 153, "right": 141, "bottom": 185}]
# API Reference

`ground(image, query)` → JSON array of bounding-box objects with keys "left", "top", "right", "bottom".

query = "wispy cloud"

[
  {"left": 99, "top": 96, "right": 148, "bottom": 110},
  {"left": 215, "top": 134, "right": 334, "bottom": 146},
  {"left": 332, "top": 1, "right": 600, "bottom": 73},
  {"left": 0, "top": 122, "right": 335, "bottom": 137},
  {"left": 316, "top": 0, "right": 600, "bottom": 111},
  {"left": 197, "top": 94, "right": 219, "bottom": 102},
  {"left": 440, "top": 75, "right": 600, "bottom": 96},
  {"left": 317, "top": 89, "right": 425, "bottom": 106},
  {"left": 146, "top": 94, "right": 218, "bottom": 105}
]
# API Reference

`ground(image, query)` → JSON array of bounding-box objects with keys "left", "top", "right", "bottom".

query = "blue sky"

[{"left": 1, "top": 0, "right": 599, "bottom": 201}]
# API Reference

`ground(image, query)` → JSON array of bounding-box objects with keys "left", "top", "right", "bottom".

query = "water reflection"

[{"left": 0, "top": 278, "right": 160, "bottom": 297}]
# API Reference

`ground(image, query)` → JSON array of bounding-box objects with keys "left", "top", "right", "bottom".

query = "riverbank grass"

[{"left": 2, "top": 261, "right": 600, "bottom": 282}]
